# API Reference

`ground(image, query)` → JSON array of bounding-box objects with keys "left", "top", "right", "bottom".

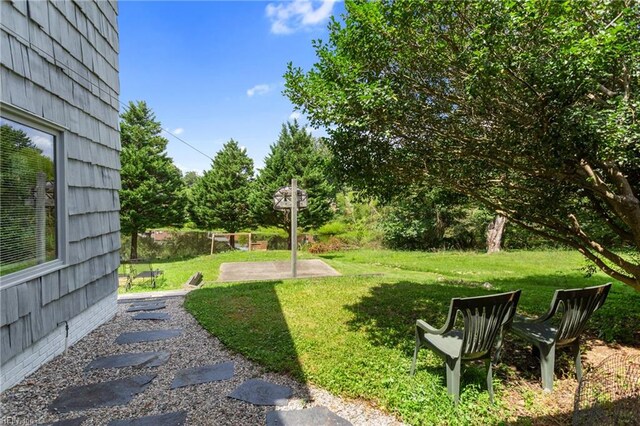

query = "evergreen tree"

[
  {"left": 119, "top": 101, "right": 186, "bottom": 259},
  {"left": 190, "top": 140, "right": 254, "bottom": 247},
  {"left": 182, "top": 171, "right": 201, "bottom": 188},
  {"left": 250, "top": 121, "right": 335, "bottom": 247}
]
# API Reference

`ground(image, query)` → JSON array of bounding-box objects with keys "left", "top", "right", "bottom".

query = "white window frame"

[{"left": 0, "top": 101, "right": 68, "bottom": 289}]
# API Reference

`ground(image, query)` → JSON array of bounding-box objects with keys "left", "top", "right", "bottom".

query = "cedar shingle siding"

[{"left": 1, "top": 0, "right": 120, "bottom": 370}]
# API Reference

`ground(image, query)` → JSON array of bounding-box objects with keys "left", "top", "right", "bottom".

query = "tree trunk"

[
  {"left": 229, "top": 234, "right": 236, "bottom": 249},
  {"left": 486, "top": 215, "right": 507, "bottom": 254},
  {"left": 130, "top": 231, "right": 139, "bottom": 260}
]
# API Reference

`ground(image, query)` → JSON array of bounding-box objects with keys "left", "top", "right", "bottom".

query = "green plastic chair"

[
  {"left": 511, "top": 283, "right": 611, "bottom": 392},
  {"left": 410, "top": 290, "right": 522, "bottom": 403}
]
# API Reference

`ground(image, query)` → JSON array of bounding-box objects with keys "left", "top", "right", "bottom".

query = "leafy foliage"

[
  {"left": 285, "top": 0, "right": 640, "bottom": 288},
  {"left": 381, "top": 188, "right": 493, "bottom": 250},
  {"left": 189, "top": 139, "right": 254, "bottom": 237},
  {"left": 249, "top": 122, "right": 335, "bottom": 241},
  {"left": 119, "top": 101, "right": 186, "bottom": 259},
  {"left": 0, "top": 124, "right": 55, "bottom": 272}
]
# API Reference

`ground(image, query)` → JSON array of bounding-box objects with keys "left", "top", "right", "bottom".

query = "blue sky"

[{"left": 119, "top": 0, "right": 344, "bottom": 173}]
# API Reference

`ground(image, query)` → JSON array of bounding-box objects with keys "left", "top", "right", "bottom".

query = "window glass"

[{"left": 0, "top": 117, "right": 57, "bottom": 276}]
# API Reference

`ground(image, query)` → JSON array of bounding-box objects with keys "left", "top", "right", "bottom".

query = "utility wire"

[{"left": 0, "top": 23, "right": 214, "bottom": 162}]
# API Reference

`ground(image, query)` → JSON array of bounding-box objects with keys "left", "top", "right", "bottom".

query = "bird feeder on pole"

[{"left": 273, "top": 179, "right": 308, "bottom": 277}]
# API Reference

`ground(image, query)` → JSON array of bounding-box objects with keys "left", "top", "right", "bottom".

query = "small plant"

[{"left": 307, "top": 237, "right": 346, "bottom": 254}]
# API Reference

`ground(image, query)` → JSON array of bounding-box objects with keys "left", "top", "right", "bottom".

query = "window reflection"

[{"left": 0, "top": 117, "right": 57, "bottom": 276}]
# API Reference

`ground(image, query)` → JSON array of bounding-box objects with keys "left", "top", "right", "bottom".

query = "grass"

[
  {"left": 181, "top": 249, "right": 640, "bottom": 425},
  {"left": 117, "top": 250, "right": 317, "bottom": 293}
]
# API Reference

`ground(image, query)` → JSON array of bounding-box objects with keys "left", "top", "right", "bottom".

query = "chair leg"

[
  {"left": 445, "top": 357, "right": 461, "bottom": 404},
  {"left": 410, "top": 329, "right": 420, "bottom": 376},
  {"left": 493, "top": 333, "right": 504, "bottom": 363},
  {"left": 485, "top": 359, "right": 494, "bottom": 403},
  {"left": 538, "top": 343, "right": 556, "bottom": 392},
  {"left": 573, "top": 341, "right": 583, "bottom": 383}
]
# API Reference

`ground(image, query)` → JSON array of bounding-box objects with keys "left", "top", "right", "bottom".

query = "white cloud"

[
  {"left": 266, "top": 0, "right": 336, "bottom": 35},
  {"left": 162, "top": 128, "right": 185, "bottom": 137},
  {"left": 289, "top": 111, "right": 302, "bottom": 121},
  {"left": 31, "top": 135, "right": 54, "bottom": 157},
  {"left": 247, "top": 84, "right": 272, "bottom": 97},
  {"left": 175, "top": 163, "right": 202, "bottom": 175}
]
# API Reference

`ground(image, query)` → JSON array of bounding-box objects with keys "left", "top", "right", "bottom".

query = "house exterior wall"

[{"left": 0, "top": 0, "right": 120, "bottom": 392}]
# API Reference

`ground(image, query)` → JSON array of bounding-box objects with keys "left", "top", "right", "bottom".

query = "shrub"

[{"left": 307, "top": 237, "right": 346, "bottom": 254}]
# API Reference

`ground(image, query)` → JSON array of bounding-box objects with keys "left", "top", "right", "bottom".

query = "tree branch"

[
  {"left": 568, "top": 214, "right": 640, "bottom": 276},
  {"left": 509, "top": 216, "right": 639, "bottom": 290},
  {"left": 585, "top": 193, "right": 635, "bottom": 243}
]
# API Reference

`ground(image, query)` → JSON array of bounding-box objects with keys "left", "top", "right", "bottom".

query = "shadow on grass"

[
  {"left": 344, "top": 275, "right": 639, "bottom": 351},
  {"left": 184, "top": 281, "right": 311, "bottom": 399},
  {"left": 343, "top": 275, "right": 640, "bottom": 393},
  {"left": 185, "top": 273, "right": 638, "bottom": 424},
  {"left": 318, "top": 254, "right": 344, "bottom": 260}
]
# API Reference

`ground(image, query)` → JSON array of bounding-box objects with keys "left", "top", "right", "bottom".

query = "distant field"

[{"left": 182, "top": 249, "right": 639, "bottom": 425}]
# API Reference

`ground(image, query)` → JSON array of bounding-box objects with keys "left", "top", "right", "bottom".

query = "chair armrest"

[{"left": 416, "top": 319, "right": 445, "bottom": 335}]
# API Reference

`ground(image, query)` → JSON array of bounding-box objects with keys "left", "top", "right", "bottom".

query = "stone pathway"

[
  {"left": 266, "top": 406, "right": 354, "bottom": 426},
  {"left": 107, "top": 411, "right": 187, "bottom": 426},
  {"left": 126, "top": 301, "right": 166, "bottom": 312},
  {"left": 47, "top": 299, "right": 351, "bottom": 424},
  {"left": 170, "top": 362, "right": 234, "bottom": 389},
  {"left": 132, "top": 312, "right": 169, "bottom": 321},
  {"left": 50, "top": 375, "right": 156, "bottom": 413},
  {"left": 2, "top": 296, "right": 404, "bottom": 426},
  {"left": 228, "top": 379, "right": 293, "bottom": 406},
  {"left": 115, "top": 329, "right": 182, "bottom": 344},
  {"left": 84, "top": 352, "right": 170, "bottom": 371}
]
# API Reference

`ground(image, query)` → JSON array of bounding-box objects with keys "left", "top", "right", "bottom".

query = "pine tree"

[
  {"left": 250, "top": 121, "right": 335, "bottom": 247},
  {"left": 190, "top": 140, "right": 254, "bottom": 247},
  {"left": 119, "top": 101, "right": 186, "bottom": 259}
]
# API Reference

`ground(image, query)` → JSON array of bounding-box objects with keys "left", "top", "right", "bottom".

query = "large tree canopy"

[
  {"left": 190, "top": 139, "right": 254, "bottom": 246},
  {"left": 250, "top": 122, "right": 335, "bottom": 245},
  {"left": 120, "top": 101, "right": 186, "bottom": 259},
  {"left": 285, "top": 0, "right": 640, "bottom": 289}
]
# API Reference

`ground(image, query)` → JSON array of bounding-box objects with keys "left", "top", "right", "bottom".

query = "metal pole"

[
  {"left": 35, "top": 172, "right": 46, "bottom": 263},
  {"left": 210, "top": 233, "right": 215, "bottom": 255},
  {"left": 291, "top": 179, "right": 297, "bottom": 278}
]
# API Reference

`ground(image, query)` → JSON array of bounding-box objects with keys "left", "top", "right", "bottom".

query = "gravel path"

[{"left": 0, "top": 297, "right": 404, "bottom": 426}]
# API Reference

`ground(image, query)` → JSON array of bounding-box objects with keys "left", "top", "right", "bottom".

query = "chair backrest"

[
  {"left": 450, "top": 290, "right": 521, "bottom": 359},
  {"left": 545, "top": 283, "right": 611, "bottom": 345}
]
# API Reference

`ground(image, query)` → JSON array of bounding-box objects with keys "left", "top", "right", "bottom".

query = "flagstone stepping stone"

[
  {"left": 49, "top": 375, "right": 156, "bottom": 413},
  {"left": 266, "top": 407, "right": 352, "bottom": 426},
  {"left": 228, "top": 379, "right": 292, "bottom": 406},
  {"left": 107, "top": 411, "right": 187, "bottom": 426},
  {"left": 115, "top": 329, "right": 182, "bottom": 345},
  {"left": 126, "top": 301, "right": 166, "bottom": 312},
  {"left": 38, "top": 417, "right": 87, "bottom": 426},
  {"left": 132, "top": 312, "right": 170, "bottom": 321},
  {"left": 85, "top": 351, "right": 170, "bottom": 371},
  {"left": 171, "top": 362, "right": 234, "bottom": 389}
]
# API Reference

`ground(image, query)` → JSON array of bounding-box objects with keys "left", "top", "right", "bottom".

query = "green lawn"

[
  {"left": 181, "top": 249, "right": 639, "bottom": 425},
  {"left": 117, "top": 250, "right": 317, "bottom": 293}
]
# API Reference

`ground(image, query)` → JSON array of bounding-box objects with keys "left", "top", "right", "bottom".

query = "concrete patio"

[{"left": 218, "top": 259, "right": 341, "bottom": 282}]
